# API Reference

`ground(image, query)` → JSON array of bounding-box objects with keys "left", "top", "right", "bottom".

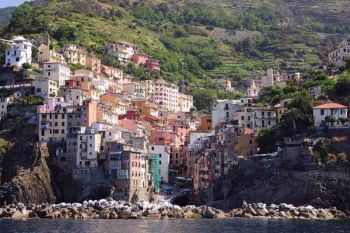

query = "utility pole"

[{"left": 179, "top": 58, "right": 185, "bottom": 93}]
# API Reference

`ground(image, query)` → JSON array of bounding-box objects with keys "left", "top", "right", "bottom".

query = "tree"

[
  {"left": 279, "top": 94, "right": 314, "bottom": 137},
  {"left": 345, "top": 58, "right": 350, "bottom": 71},
  {"left": 191, "top": 89, "right": 216, "bottom": 112},
  {"left": 313, "top": 138, "right": 331, "bottom": 164},
  {"left": 257, "top": 128, "right": 277, "bottom": 153},
  {"left": 334, "top": 71, "right": 350, "bottom": 96},
  {"left": 259, "top": 86, "right": 284, "bottom": 105}
]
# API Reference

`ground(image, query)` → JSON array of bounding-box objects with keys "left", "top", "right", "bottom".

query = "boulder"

[
  {"left": 11, "top": 209, "right": 29, "bottom": 219},
  {"left": 38, "top": 206, "right": 54, "bottom": 218},
  {"left": 109, "top": 211, "right": 118, "bottom": 219},
  {"left": 317, "top": 209, "right": 334, "bottom": 219},
  {"left": 100, "top": 211, "right": 110, "bottom": 219},
  {"left": 183, "top": 210, "right": 202, "bottom": 219},
  {"left": 203, "top": 207, "right": 217, "bottom": 218},
  {"left": 256, "top": 207, "right": 268, "bottom": 216},
  {"left": 230, "top": 208, "right": 243, "bottom": 217},
  {"left": 120, "top": 209, "right": 132, "bottom": 219},
  {"left": 146, "top": 209, "right": 161, "bottom": 219}
]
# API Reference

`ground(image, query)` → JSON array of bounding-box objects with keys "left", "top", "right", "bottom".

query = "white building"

[
  {"left": 154, "top": 79, "right": 179, "bottom": 112},
  {"left": 244, "top": 79, "right": 261, "bottom": 98},
  {"left": 34, "top": 77, "right": 59, "bottom": 98},
  {"left": 105, "top": 41, "right": 137, "bottom": 64},
  {"left": 329, "top": 38, "right": 350, "bottom": 67},
  {"left": 122, "top": 82, "right": 145, "bottom": 97},
  {"left": 313, "top": 102, "right": 348, "bottom": 128},
  {"left": 251, "top": 108, "right": 277, "bottom": 133},
  {"left": 150, "top": 144, "right": 170, "bottom": 184},
  {"left": 43, "top": 62, "right": 71, "bottom": 87},
  {"left": 234, "top": 106, "right": 253, "bottom": 128},
  {"left": 140, "top": 80, "right": 155, "bottom": 101},
  {"left": 211, "top": 100, "right": 241, "bottom": 128},
  {"left": 0, "top": 97, "right": 11, "bottom": 120},
  {"left": 4, "top": 36, "right": 32, "bottom": 67},
  {"left": 60, "top": 87, "right": 85, "bottom": 106},
  {"left": 75, "top": 127, "right": 102, "bottom": 168}
]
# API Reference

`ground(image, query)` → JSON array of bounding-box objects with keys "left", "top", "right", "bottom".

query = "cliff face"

[
  {"left": 0, "top": 106, "right": 56, "bottom": 205},
  {"left": 0, "top": 157, "right": 56, "bottom": 205},
  {"left": 210, "top": 157, "right": 350, "bottom": 214}
]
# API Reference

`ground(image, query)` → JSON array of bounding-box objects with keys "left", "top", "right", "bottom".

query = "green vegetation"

[
  {"left": 1, "top": 0, "right": 349, "bottom": 91},
  {"left": 256, "top": 67, "right": 350, "bottom": 153},
  {"left": 313, "top": 138, "right": 331, "bottom": 165},
  {"left": 0, "top": 7, "right": 15, "bottom": 25},
  {"left": 0, "top": 0, "right": 349, "bottom": 111},
  {"left": 13, "top": 95, "right": 44, "bottom": 106}
]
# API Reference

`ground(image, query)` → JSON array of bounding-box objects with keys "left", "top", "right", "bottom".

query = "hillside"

[
  {"left": 0, "top": 7, "right": 15, "bottom": 25},
  {"left": 0, "top": 0, "right": 349, "bottom": 92}
]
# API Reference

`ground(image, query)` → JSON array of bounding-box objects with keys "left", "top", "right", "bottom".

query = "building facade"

[
  {"left": 4, "top": 36, "right": 32, "bottom": 67},
  {"left": 43, "top": 62, "right": 71, "bottom": 87},
  {"left": 313, "top": 102, "right": 349, "bottom": 128}
]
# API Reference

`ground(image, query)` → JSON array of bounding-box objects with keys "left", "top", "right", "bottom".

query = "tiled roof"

[{"left": 313, "top": 102, "right": 347, "bottom": 109}]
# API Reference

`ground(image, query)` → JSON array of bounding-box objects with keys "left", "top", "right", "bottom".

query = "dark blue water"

[{"left": 0, "top": 218, "right": 349, "bottom": 233}]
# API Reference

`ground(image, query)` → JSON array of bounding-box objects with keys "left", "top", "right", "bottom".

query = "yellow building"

[
  {"left": 132, "top": 99, "right": 158, "bottom": 117},
  {"left": 38, "top": 110, "right": 67, "bottom": 143},
  {"left": 37, "top": 43, "right": 65, "bottom": 64},
  {"left": 62, "top": 44, "right": 87, "bottom": 66}
]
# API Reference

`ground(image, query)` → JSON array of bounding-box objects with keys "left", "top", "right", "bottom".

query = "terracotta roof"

[{"left": 313, "top": 103, "right": 347, "bottom": 109}]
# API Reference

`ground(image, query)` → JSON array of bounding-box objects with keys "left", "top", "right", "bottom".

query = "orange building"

[
  {"left": 197, "top": 115, "right": 212, "bottom": 132},
  {"left": 80, "top": 99, "right": 97, "bottom": 127},
  {"left": 131, "top": 99, "right": 158, "bottom": 117},
  {"left": 234, "top": 128, "right": 258, "bottom": 157},
  {"left": 85, "top": 55, "right": 101, "bottom": 74}
]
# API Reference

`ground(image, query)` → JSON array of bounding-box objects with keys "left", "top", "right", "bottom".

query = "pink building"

[
  {"left": 64, "top": 80, "right": 79, "bottom": 88},
  {"left": 80, "top": 99, "right": 97, "bottom": 127},
  {"left": 149, "top": 129, "right": 177, "bottom": 146},
  {"left": 154, "top": 79, "right": 179, "bottom": 112}
]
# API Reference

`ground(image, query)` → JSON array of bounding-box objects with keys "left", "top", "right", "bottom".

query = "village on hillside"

[{"left": 0, "top": 35, "right": 350, "bottom": 204}]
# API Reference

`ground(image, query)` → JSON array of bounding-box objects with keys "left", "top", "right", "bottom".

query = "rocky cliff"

[
  {"left": 0, "top": 157, "right": 56, "bottom": 205},
  {"left": 0, "top": 106, "right": 56, "bottom": 205},
  {"left": 210, "top": 157, "right": 350, "bottom": 215}
]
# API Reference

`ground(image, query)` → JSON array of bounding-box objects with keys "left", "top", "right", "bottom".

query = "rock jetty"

[{"left": 0, "top": 200, "right": 348, "bottom": 220}]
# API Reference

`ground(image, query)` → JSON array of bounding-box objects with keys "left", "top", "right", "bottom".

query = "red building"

[
  {"left": 131, "top": 54, "right": 149, "bottom": 65},
  {"left": 146, "top": 59, "right": 161, "bottom": 72},
  {"left": 64, "top": 80, "right": 79, "bottom": 88}
]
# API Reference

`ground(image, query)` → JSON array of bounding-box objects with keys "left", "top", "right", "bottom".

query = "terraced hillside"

[{"left": 0, "top": 0, "right": 349, "bottom": 93}]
